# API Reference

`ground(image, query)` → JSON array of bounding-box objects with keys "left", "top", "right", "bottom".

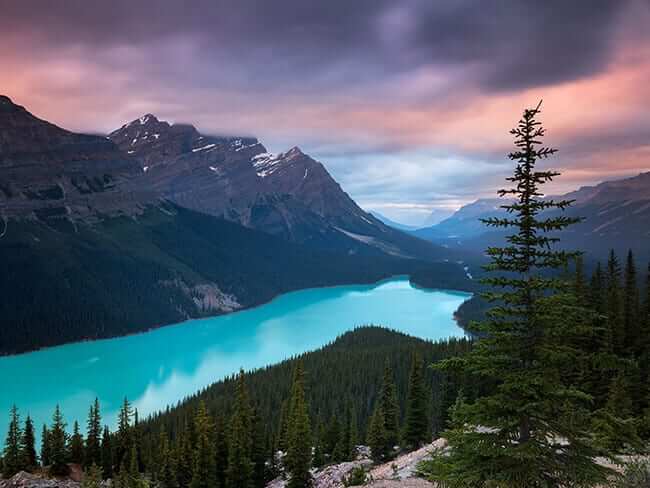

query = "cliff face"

[{"left": 0, "top": 96, "right": 149, "bottom": 221}]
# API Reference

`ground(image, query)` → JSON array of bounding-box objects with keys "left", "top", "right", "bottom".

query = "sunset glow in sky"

[{"left": 2, "top": 0, "right": 649, "bottom": 224}]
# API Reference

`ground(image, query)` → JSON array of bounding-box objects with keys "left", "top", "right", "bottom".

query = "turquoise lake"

[{"left": 0, "top": 278, "right": 471, "bottom": 439}]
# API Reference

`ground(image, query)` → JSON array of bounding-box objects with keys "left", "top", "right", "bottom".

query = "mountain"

[
  {"left": 370, "top": 211, "right": 421, "bottom": 231},
  {"left": 412, "top": 198, "right": 504, "bottom": 243},
  {"left": 0, "top": 95, "right": 148, "bottom": 221},
  {"left": 413, "top": 172, "right": 650, "bottom": 262},
  {"left": 0, "top": 97, "right": 472, "bottom": 354},
  {"left": 109, "top": 115, "right": 451, "bottom": 260},
  {"left": 422, "top": 207, "right": 456, "bottom": 227}
]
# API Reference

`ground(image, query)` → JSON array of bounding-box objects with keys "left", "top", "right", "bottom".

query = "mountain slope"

[
  {"left": 413, "top": 172, "right": 650, "bottom": 261},
  {"left": 0, "top": 95, "right": 147, "bottom": 220},
  {"left": 109, "top": 115, "right": 453, "bottom": 260},
  {"left": 0, "top": 205, "right": 464, "bottom": 355}
]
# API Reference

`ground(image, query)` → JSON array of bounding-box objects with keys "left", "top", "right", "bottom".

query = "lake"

[{"left": 0, "top": 277, "right": 471, "bottom": 439}]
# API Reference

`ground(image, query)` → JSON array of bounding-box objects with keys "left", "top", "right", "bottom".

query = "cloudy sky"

[{"left": 2, "top": 0, "right": 649, "bottom": 225}]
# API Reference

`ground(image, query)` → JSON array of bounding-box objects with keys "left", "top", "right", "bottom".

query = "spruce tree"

[
  {"left": 379, "top": 361, "right": 400, "bottom": 452},
  {"left": 157, "top": 431, "right": 178, "bottom": 488},
  {"left": 367, "top": 406, "right": 387, "bottom": 463},
  {"left": 284, "top": 362, "right": 312, "bottom": 488},
  {"left": 175, "top": 432, "right": 193, "bottom": 488},
  {"left": 101, "top": 426, "right": 113, "bottom": 479},
  {"left": 589, "top": 262, "right": 605, "bottom": 314},
  {"left": 190, "top": 402, "right": 217, "bottom": 488},
  {"left": 251, "top": 412, "right": 267, "bottom": 488},
  {"left": 49, "top": 405, "right": 69, "bottom": 476},
  {"left": 81, "top": 463, "right": 104, "bottom": 488},
  {"left": 3, "top": 405, "right": 23, "bottom": 478},
  {"left": 85, "top": 399, "right": 102, "bottom": 468},
  {"left": 70, "top": 420, "right": 85, "bottom": 465},
  {"left": 226, "top": 371, "right": 253, "bottom": 488},
  {"left": 607, "top": 250, "right": 625, "bottom": 354},
  {"left": 623, "top": 250, "right": 640, "bottom": 356},
  {"left": 312, "top": 417, "right": 326, "bottom": 469},
  {"left": 403, "top": 353, "right": 429, "bottom": 449},
  {"left": 21, "top": 415, "right": 37, "bottom": 471},
  {"left": 214, "top": 414, "right": 228, "bottom": 488},
  {"left": 346, "top": 407, "right": 358, "bottom": 461},
  {"left": 41, "top": 425, "right": 51, "bottom": 468},
  {"left": 428, "top": 102, "right": 613, "bottom": 487},
  {"left": 116, "top": 398, "right": 133, "bottom": 471}
]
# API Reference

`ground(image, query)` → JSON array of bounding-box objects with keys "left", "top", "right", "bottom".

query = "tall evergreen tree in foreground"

[
  {"left": 226, "top": 371, "right": 253, "bottom": 488},
  {"left": 190, "top": 402, "right": 217, "bottom": 488},
  {"left": 3, "top": 405, "right": 23, "bottom": 477},
  {"left": 49, "top": 405, "right": 69, "bottom": 476},
  {"left": 402, "top": 354, "right": 429, "bottom": 449},
  {"left": 41, "top": 425, "right": 51, "bottom": 468},
  {"left": 69, "top": 420, "right": 85, "bottom": 465},
  {"left": 427, "top": 102, "right": 613, "bottom": 487},
  {"left": 85, "top": 398, "right": 102, "bottom": 469},
  {"left": 21, "top": 415, "right": 37, "bottom": 471},
  {"left": 379, "top": 361, "right": 400, "bottom": 452},
  {"left": 284, "top": 362, "right": 312, "bottom": 488}
]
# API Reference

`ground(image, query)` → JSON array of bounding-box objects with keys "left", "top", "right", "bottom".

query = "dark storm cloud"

[{"left": 0, "top": 0, "right": 633, "bottom": 93}]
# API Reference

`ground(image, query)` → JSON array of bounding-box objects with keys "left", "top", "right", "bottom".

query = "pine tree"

[
  {"left": 607, "top": 250, "right": 625, "bottom": 354},
  {"left": 428, "top": 102, "right": 613, "bottom": 487},
  {"left": 41, "top": 425, "right": 51, "bottom": 468},
  {"left": 226, "top": 371, "right": 253, "bottom": 488},
  {"left": 251, "top": 411, "right": 267, "bottom": 488},
  {"left": 367, "top": 406, "right": 387, "bottom": 463},
  {"left": 589, "top": 262, "right": 605, "bottom": 314},
  {"left": 157, "top": 432, "right": 178, "bottom": 488},
  {"left": 346, "top": 407, "right": 358, "bottom": 461},
  {"left": 116, "top": 398, "right": 133, "bottom": 471},
  {"left": 3, "top": 405, "right": 23, "bottom": 477},
  {"left": 81, "top": 463, "right": 104, "bottom": 488},
  {"left": 574, "top": 255, "right": 587, "bottom": 305},
  {"left": 190, "top": 401, "right": 217, "bottom": 488},
  {"left": 403, "top": 354, "right": 429, "bottom": 449},
  {"left": 49, "top": 405, "right": 69, "bottom": 476},
  {"left": 311, "top": 417, "right": 326, "bottom": 469},
  {"left": 101, "top": 426, "right": 113, "bottom": 479},
  {"left": 70, "top": 421, "right": 85, "bottom": 465},
  {"left": 623, "top": 250, "right": 640, "bottom": 356},
  {"left": 21, "top": 415, "right": 37, "bottom": 471},
  {"left": 284, "top": 362, "right": 312, "bottom": 488},
  {"left": 214, "top": 414, "right": 228, "bottom": 488},
  {"left": 175, "top": 432, "right": 193, "bottom": 488},
  {"left": 324, "top": 415, "right": 341, "bottom": 460},
  {"left": 379, "top": 361, "right": 400, "bottom": 451},
  {"left": 85, "top": 399, "right": 102, "bottom": 468}
]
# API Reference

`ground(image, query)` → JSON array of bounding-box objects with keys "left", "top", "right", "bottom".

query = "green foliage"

[
  {"left": 21, "top": 415, "right": 37, "bottom": 471},
  {"left": 0, "top": 206, "right": 453, "bottom": 355},
  {"left": 2, "top": 405, "right": 23, "bottom": 478},
  {"left": 427, "top": 103, "right": 613, "bottom": 487},
  {"left": 41, "top": 424, "right": 51, "bottom": 468},
  {"left": 189, "top": 402, "right": 217, "bottom": 488},
  {"left": 81, "top": 464, "right": 104, "bottom": 488},
  {"left": 69, "top": 420, "right": 85, "bottom": 465},
  {"left": 49, "top": 405, "right": 69, "bottom": 476},
  {"left": 101, "top": 425, "right": 113, "bottom": 479},
  {"left": 85, "top": 398, "right": 102, "bottom": 469},
  {"left": 226, "top": 372, "right": 254, "bottom": 488},
  {"left": 367, "top": 406, "right": 388, "bottom": 463},
  {"left": 614, "top": 460, "right": 650, "bottom": 488},
  {"left": 285, "top": 362, "right": 313, "bottom": 488},
  {"left": 403, "top": 354, "right": 429, "bottom": 449},
  {"left": 344, "top": 466, "right": 368, "bottom": 486}
]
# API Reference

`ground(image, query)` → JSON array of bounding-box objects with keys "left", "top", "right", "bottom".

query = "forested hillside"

[
  {"left": 0, "top": 205, "right": 468, "bottom": 355},
  {"left": 1, "top": 327, "right": 476, "bottom": 486}
]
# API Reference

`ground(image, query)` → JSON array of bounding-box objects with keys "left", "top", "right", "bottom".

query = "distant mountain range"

[
  {"left": 369, "top": 211, "right": 421, "bottom": 232},
  {"left": 0, "top": 95, "right": 468, "bottom": 354},
  {"left": 413, "top": 172, "right": 650, "bottom": 262}
]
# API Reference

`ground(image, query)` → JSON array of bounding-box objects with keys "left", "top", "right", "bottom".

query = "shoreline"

[{"left": 0, "top": 273, "right": 472, "bottom": 359}]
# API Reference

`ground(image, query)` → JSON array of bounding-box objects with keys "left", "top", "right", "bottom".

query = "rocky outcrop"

[
  {"left": 0, "top": 471, "right": 97, "bottom": 488},
  {"left": 268, "top": 441, "right": 443, "bottom": 488}
]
